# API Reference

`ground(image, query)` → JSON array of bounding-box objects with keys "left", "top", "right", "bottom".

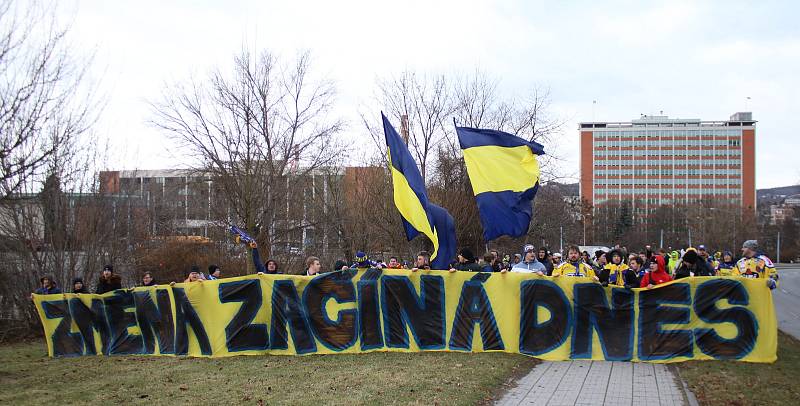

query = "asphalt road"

[{"left": 774, "top": 264, "right": 800, "bottom": 340}]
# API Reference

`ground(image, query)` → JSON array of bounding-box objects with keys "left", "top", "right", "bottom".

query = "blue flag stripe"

[
  {"left": 474, "top": 186, "right": 539, "bottom": 241},
  {"left": 455, "top": 126, "right": 545, "bottom": 155}
]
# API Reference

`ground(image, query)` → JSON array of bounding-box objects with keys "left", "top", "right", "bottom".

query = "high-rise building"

[{"left": 579, "top": 112, "right": 756, "bottom": 212}]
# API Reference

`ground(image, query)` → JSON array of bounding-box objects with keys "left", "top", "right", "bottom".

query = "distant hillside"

[
  {"left": 757, "top": 185, "right": 800, "bottom": 199},
  {"left": 543, "top": 182, "right": 579, "bottom": 196}
]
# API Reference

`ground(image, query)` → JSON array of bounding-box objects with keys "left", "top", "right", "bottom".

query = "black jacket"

[
  {"left": 541, "top": 259, "right": 554, "bottom": 276},
  {"left": 598, "top": 267, "right": 638, "bottom": 288},
  {"left": 674, "top": 259, "right": 714, "bottom": 279},
  {"left": 96, "top": 275, "right": 122, "bottom": 294},
  {"left": 455, "top": 262, "right": 483, "bottom": 272}
]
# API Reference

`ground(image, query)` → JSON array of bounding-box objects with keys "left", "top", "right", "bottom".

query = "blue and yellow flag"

[
  {"left": 455, "top": 126, "right": 545, "bottom": 241},
  {"left": 383, "top": 113, "right": 456, "bottom": 269}
]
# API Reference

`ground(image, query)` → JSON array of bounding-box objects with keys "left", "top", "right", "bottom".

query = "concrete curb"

[{"left": 670, "top": 364, "right": 699, "bottom": 406}]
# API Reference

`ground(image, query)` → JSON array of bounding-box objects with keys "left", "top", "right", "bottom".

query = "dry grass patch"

[
  {"left": 677, "top": 331, "right": 800, "bottom": 405},
  {"left": 0, "top": 341, "right": 536, "bottom": 405}
]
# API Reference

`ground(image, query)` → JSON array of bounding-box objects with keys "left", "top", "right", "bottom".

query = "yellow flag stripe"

[
  {"left": 462, "top": 145, "right": 540, "bottom": 195},
  {"left": 388, "top": 160, "right": 440, "bottom": 261}
]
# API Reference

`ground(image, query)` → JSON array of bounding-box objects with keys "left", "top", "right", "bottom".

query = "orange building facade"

[{"left": 579, "top": 112, "right": 756, "bottom": 212}]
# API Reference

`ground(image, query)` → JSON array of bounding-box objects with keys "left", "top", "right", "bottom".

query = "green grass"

[
  {"left": 677, "top": 331, "right": 800, "bottom": 405},
  {"left": 0, "top": 341, "right": 536, "bottom": 405}
]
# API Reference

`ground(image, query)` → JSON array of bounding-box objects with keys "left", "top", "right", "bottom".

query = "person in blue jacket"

[{"left": 34, "top": 276, "right": 61, "bottom": 295}]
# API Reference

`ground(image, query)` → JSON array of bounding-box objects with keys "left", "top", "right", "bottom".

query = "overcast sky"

[{"left": 61, "top": 0, "right": 800, "bottom": 188}]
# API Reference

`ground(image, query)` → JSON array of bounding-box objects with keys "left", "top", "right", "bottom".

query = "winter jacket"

[
  {"left": 610, "top": 268, "right": 640, "bottom": 288},
  {"left": 736, "top": 254, "right": 778, "bottom": 283},
  {"left": 552, "top": 261, "right": 597, "bottom": 278},
  {"left": 674, "top": 258, "right": 714, "bottom": 279},
  {"left": 72, "top": 278, "right": 88, "bottom": 293},
  {"left": 96, "top": 275, "right": 122, "bottom": 294},
  {"left": 35, "top": 285, "right": 62, "bottom": 295},
  {"left": 538, "top": 253, "right": 554, "bottom": 276},
  {"left": 251, "top": 246, "right": 268, "bottom": 274},
  {"left": 511, "top": 259, "right": 546, "bottom": 273},
  {"left": 600, "top": 262, "right": 630, "bottom": 286},
  {"left": 667, "top": 251, "right": 681, "bottom": 275},
  {"left": 454, "top": 261, "right": 483, "bottom": 272},
  {"left": 481, "top": 264, "right": 495, "bottom": 273},
  {"left": 716, "top": 261, "right": 738, "bottom": 276},
  {"left": 640, "top": 270, "right": 673, "bottom": 287},
  {"left": 640, "top": 257, "right": 672, "bottom": 287}
]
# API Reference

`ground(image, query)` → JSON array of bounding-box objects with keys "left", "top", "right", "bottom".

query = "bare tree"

[
  {"left": 361, "top": 71, "right": 452, "bottom": 180},
  {"left": 150, "top": 49, "right": 345, "bottom": 268},
  {"left": 0, "top": 0, "right": 109, "bottom": 336},
  {"left": 0, "top": 0, "right": 98, "bottom": 200}
]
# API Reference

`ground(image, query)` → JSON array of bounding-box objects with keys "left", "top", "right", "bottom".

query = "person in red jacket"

[{"left": 640, "top": 255, "right": 672, "bottom": 288}]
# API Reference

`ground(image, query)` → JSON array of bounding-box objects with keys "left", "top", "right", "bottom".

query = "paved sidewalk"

[{"left": 496, "top": 361, "right": 691, "bottom": 406}]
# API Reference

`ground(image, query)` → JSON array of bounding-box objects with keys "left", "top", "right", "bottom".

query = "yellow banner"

[{"left": 33, "top": 270, "right": 777, "bottom": 362}]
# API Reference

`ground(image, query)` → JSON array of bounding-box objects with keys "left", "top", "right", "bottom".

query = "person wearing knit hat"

[
  {"left": 674, "top": 249, "right": 714, "bottom": 279},
  {"left": 96, "top": 264, "right": 122, "bottom": 294},
  {"left": 716, "top": 251, "right": 738, "bottom": 277},
  {"left": 736, "top": 240, "right": 778, "bottom": 289},
  {"left": 72, "top": 277, "right": 87, "bottom": 294},
  {"left": 351, "top": 251, "right": 378, "bottom": 269},
  {"left": 510, "top": 244, "right": 546, "bottom": 274},
  {"left": 449, "top": 247, "right": 482, "bottom": 272},
  {"left": 551, "top": 252, "right": 563, "bottom": 267}
]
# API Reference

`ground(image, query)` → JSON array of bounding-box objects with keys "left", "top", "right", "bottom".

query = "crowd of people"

[{"left": 33, "top": 239, "right": 778, "bottom": 296}]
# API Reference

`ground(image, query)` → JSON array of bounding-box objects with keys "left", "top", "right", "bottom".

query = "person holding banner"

[
  {"left": 141, "top": 272, "right": 157, "bottom": 287},
  {"left": 600, "top": 249, "right": 629, "bottom": 286},
  {"left": 481, "top": 253, "right": 497, "bottom": 273},
  {"left": 640, "top": 256, "right": 672, "bottom": 288},
  {"left": 675, "top": 249, "right": 715, "bottom": 279},
  {"left": 387, "top": 257, "right": 403, "bottom": 269},
  {"left": 511, "top": 244, "right": 546, "bottom": 274},
  {"left": 306, "top": 256, "right": 322, "bottom": 276},
  {"left": 629, "top": 257, "right": 647, "bottom": 284},
  {"left": 411, "top": 251, "right": 431, "bottom": 272},
  {"left": 552, "top": 245, "right": 599, "bottom": 281},
  {"left": 71, "top": 278, "right": 88, "bottom": 294},
  {"left": 449, "top": 248, "right": 483, "bottom": 272},
  {"left": 34, "top": 276, "right": 61, "bottom": 295},
  {"left": 96, "top": 265, "right": 122, "bottom": 294},
  {"left": 716, "top": 252, "right": 739, "bottom": 276},
  {"left": 736, "top": 240, "right": 778, "bottom": 289},
  {"left": 184, "top": 266, "right": 204, "bottom": 283}
]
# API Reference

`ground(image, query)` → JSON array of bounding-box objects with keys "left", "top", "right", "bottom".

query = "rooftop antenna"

[
  {"left": 745, "top": 96, "right": 751, "bottom": 111},
  {"left": 592, "top": 100, "right": 596, "bottom": 121}
]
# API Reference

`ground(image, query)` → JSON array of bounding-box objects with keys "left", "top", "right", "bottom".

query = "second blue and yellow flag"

[{"left": 455, "top": 126, "right": 545, "bottom": 241}]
